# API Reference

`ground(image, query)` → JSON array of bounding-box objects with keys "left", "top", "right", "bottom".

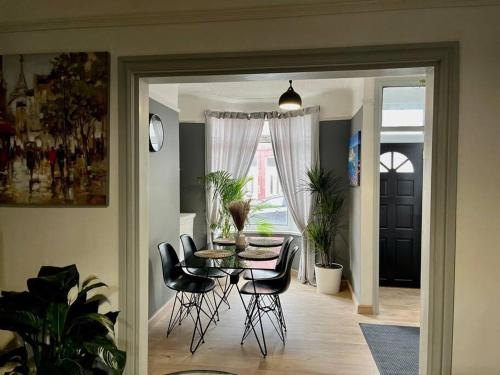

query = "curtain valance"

[{"left": 204, "top": 106, "right": 320, "bottom": 121}]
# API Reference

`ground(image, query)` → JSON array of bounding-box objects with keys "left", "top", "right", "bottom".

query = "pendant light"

[{"left": 279, "top": 80, "right": 302, "bottom": 110}]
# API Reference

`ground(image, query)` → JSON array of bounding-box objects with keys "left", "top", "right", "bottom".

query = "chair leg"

[
  {"left": 166, "top": 291, "right": 179, "bottom": 337},
  {"left": 275, "top": 295, "right": 287, "bottom": 332},
  {"left": 167, "top": 291, "right": 196, "bottom": 337},
  {"left": 240, "top": 293, "right": 268, "bottom": 357},
  {"left": 189, "top": 292, "right": 220, "bottom": 354},
  {"left": 214, "top": 276, "right": 231, "bottom": 309},
  {"left": 212, "top": 290, "right": 220, "bottom": 321}
]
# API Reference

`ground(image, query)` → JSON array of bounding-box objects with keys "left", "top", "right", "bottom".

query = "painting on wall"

[
  {"left": 0, "top": 52, "right": 110, "bottom": 206},
  {"left": 348, "top": 131, "right": 361, "bottom": 186}
]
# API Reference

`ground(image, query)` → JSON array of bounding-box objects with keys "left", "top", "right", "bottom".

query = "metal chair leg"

[
  {"left": 276, "top": 295, "right": 287, "bottom": 332},
  {"left": 166, "top": 291, "right": 179, "bottom": 337}
]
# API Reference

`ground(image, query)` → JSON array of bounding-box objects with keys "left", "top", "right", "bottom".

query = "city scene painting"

[{"left": 0, "top": 52, "right": 109, "bottom": 205}]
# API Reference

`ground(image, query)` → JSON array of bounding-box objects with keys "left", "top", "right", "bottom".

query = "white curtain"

[
  {"left": 268, "top": 106, "right": 320, "bottom": 285},
  {"left": 205, "top": 111, "right": 265, "bottom": 243}
]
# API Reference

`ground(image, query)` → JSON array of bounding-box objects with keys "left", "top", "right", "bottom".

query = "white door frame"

[
  {"left": 118, "top": 43, "right": 459, "bottom": 375},
  {"left": 372, "top": 76, "right": 435, "bottom": 368}
]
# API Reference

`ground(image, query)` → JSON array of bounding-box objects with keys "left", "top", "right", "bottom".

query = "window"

[
  {"left": 379, "top": 84, "right": 426, "bottom": 143},
  {"left": 380, "top": 151, "right": 414, "bottom": 173},
  {"left": 245, "top": 121, "right": 298, "bottom": 233},
  {"left": 382, "top": 86, "right": 425, "bottom": 127}
]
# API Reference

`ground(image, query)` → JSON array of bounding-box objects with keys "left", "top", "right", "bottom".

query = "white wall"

[
  {"left": 149, "top": 84, "right": 179, "bottom": 112},
  {"left": 1, "top": 3, "right": 500, "bottom": 374}
]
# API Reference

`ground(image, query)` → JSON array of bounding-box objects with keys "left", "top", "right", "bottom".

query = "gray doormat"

[{"left": 360, "top": 323, "right": 419, "bottom": 375}]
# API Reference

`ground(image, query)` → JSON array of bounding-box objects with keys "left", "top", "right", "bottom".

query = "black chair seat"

[
  {"left": 167, "top": 274, "right": 215, "bottom": 294},
  {"left": 239, "top": 280, "right": 282, "bottom": 295},
  {"left": 242, "top": 269, "right": 280, "bottom": 281},
  {"left": 187, "top": 267, "right": 226, "bottom": 278}
]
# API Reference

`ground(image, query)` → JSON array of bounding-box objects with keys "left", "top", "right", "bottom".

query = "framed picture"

[
  {"left": 348, "top": 131, "right": 361, "bottom": 186},
  {"left": 0, "top": 52, "right": 110, "bottom": 206}
]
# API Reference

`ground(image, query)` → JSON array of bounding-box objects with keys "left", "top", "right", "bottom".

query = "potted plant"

[
  {"left": 305, "top": 166, "right": 346, "bottom": 294},
  {"left": 0, "top": 264, "right": 126, "bottom": 374},
  {"left": 203, "top": 171, "right": 250, "bottom": 240}
]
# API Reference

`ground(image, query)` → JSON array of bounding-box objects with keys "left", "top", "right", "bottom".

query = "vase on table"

[
  {"left": 235, "top": 230, "right": 246, "bottom": 250},
  {"left": 228, "top": 200, "right": 251, "bottom": 250}
]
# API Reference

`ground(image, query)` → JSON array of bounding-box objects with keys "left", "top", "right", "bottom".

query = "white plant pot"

[{"left": 315, "top": 263, "right": 343, "bottom": 295}]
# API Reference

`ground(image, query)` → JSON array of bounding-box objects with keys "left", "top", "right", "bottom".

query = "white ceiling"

[{"left": 177, "top": 78, "right": 363, "bottom": 103}]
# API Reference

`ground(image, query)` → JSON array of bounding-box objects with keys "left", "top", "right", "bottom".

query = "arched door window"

[{"left": 380, "top": 151, "right": 414, "bottom": 173}]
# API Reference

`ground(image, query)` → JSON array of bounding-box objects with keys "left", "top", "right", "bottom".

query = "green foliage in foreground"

[{"left": 0, "top": 265, "right": 125, "bottom": 375}]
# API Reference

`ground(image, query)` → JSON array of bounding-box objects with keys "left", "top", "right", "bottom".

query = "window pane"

[
  {"left": 396, "top": 160, "right": 415, "bottom": 173},
  {"left": 380, "top": 152, "right": 392, "bottom": 169},
  {"left": 262, "top": 120, "right": 270, "bottom": 137},
  {"left": 247, "top": 142, "right": 288, "bottom": 226},
  {"left": 392, "top": 152, "right": 408, "bottom": 169},
  {"left": 382, "top": 86, "right": 425, "bottom": 127}
]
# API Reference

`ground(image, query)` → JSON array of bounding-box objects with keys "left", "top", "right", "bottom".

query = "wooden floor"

[{"left": 148, "top": 278, "right": 420, "bottom": 375}]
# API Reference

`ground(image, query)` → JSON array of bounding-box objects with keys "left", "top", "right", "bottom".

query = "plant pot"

[
  {"left": 315, "top": 263, "right": 343, "bottom": 295},
  {"left": 235, "top": 231, "right": 246, "bottom": 250}
]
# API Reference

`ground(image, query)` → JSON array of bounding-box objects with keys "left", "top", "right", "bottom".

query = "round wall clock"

[{"left": 149, "top": 113, "right": 164, "bottom": 152}]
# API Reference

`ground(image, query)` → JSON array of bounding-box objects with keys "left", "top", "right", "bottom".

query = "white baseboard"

[{"left": 148, "top": 296, "right": 175, "bottom": 330}]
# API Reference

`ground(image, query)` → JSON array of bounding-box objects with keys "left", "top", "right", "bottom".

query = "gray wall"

[
  {"left": 319, "top": 120, "right": 351, "bottom": 279},
  {"left": 179, "top": 120, "right": 351, "bottom": 273},
  {"left": 148, "top": 99, "right": 180, "bottom": 319},
  {"left": 349, "top": 107, "right": 363, "bottom": 300},
  {"left": 179, "top": 123, "right": 208, "bottom": 249}
]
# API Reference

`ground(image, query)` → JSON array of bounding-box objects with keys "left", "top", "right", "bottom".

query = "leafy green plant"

[
  {"left": 202, "top": 171, "right": 251, "bottom": 238},
  {"left": 0, "top": 265, "right": 126, "bottom": 375},
  {"left": 305, "top": 166, "right": 346, "bottom": 267},
  {"left": 202, "top": 170, "right": 276, "bottom": 238}
]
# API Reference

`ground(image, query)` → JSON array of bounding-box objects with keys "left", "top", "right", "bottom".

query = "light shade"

[{"left": 279, "top": 80, "right": 302, "bottom": 110}]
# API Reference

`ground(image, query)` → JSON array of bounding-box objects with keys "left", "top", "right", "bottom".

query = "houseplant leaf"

[
  {"left": 46, "top": 303, "right": 69, "bottom": 341},
  {"left": 83, "top": 336, "right": 126, "bottom": 373}
]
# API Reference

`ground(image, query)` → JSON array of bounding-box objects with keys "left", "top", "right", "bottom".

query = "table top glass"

[{"left": 175, "top": 246, "right": 280, "bottom": 271}]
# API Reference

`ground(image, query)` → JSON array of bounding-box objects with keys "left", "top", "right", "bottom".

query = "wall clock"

[{"left": 149, "top": 113, "right": 164, "bottom": 152}]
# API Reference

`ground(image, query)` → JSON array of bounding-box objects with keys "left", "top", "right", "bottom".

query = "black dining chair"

[
  {"left": 238, "top": 246, "right": 299, "bottom": 357},
  {"left": 180, "top": 234, "right": 233, "bottom": 313},
  {"left": 242, "top": 236, "right": 293, "bottom": 281},
  {"left": 158, "top": 242, "right": 217, "bottom": 354}
]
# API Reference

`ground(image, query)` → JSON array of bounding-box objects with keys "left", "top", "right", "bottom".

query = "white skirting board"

[{"left": 148, "top": 296, "right": 175, "bottom": 330}]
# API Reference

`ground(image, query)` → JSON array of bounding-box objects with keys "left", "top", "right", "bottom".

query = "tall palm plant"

[{"left": 305, "top": 166, "right": 346, "bottom": 266}]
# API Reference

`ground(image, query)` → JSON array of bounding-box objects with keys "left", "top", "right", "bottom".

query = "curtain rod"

[{"left": 204, "top": 106, "right": 320, "bottom": 120}]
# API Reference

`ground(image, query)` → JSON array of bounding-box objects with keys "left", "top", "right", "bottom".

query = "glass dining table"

[{"left": 174, "top": 242, "right": 283, "bottom": 356}]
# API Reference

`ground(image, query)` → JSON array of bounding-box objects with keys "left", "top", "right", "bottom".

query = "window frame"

[
  {"left": 379, "top": 79, "right": 427, "bottom": 144},
  {"left": 379, "top": 151, "right": 415, "bottom": 173},
  {"left": 245, "top": 121, "right": 299, "bottom": 235}
]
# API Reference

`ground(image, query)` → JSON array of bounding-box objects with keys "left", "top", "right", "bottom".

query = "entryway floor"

[
  {"left": 379, "top": 287, "right": 420, "bottom": 326},
  {"left": 148, "top": 278, "right": 420, "bottom": 375}
]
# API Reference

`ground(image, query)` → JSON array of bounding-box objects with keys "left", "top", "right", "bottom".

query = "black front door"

[{"left": 379, "top": 143, "right": 423, "bottom": 288}]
